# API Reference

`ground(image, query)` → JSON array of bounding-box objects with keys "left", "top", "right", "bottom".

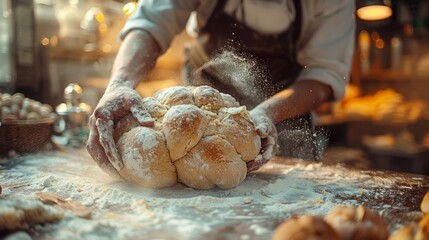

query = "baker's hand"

[
  {"left": 247, "top": 109, "right": 278, "bottom": 173},
  {"left": 86, "top": 86, "right": 154, "bottom": 177}
]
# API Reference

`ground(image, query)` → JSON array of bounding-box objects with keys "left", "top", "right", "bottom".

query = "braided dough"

[{"left": 114, "top": 85, "right": 261, "bottom": 189}]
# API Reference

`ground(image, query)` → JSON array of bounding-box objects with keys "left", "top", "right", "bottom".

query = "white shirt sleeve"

[
  {"left": 120, "top": 0, "right": 200, "bottom": 53},
  {"left": 297, "top": 0, "right": 356, "bottom": 101}
]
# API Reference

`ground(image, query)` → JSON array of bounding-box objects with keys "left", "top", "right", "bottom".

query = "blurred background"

[{"left": 1, "top": 0, "right": 429, "bottom": 174}]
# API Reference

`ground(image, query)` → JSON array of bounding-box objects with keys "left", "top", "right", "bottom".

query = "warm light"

[
  {"left": 73, "top": 85, "right": 82, "bottom": 94},
  {"left": 358, "top": 30, "right": 370, "bottom": 47},
  {"left": 371, "top": 31, "right": 380, "bottom": 41},
  {"left": 391, "top": 37, "right": 400, "bottom": 48},
  {"left": 95, "top": 12, "right": 105, "bottom": 22},
  {"left": 123, "top": 2, "right": 137, "bottom": 16},
  {"left": 101, "top": 44, "right": 112, "bottom": 53},
  {"left": 357, "top": 5, "right": 392, "bottom": 21},
  {"left": 99, "top": 23, "right": 108, "bottom": 34},
  {"left": 41, "top": 37, "right": 50, "bottom": 46},
  {"left": 404, "top": 24, "right": 414, "bottom": 36},
  {"left": 50, "top": 36, "right": 58, "bottom": 47},
  {"left": 375, "top": 39, "right": 384, "bottom": 48}
]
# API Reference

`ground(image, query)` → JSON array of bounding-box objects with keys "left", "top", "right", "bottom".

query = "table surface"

[{"left": 1, "top": 148, "right": 428, "bottom": 240}]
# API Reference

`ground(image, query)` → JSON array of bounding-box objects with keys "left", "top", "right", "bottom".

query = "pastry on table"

[
  {"left": 272, "top": 215, "right": 341, "bottom": 240},
  {"left": 388, "top": 214, "right": 429, "bottom": 240},
  {"left": 325, "top": 205, "right": 389, "bottom": 240},
  {"left": 0, "top": 196, "right": 63, "bottom": 232},
  {"left": 421, "top": 191, "right": 429, "bottom": 214}
]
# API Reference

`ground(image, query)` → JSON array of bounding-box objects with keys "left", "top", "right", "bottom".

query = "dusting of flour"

[{"left": 1, "top": 149, "right": 425, "bottom": 239}]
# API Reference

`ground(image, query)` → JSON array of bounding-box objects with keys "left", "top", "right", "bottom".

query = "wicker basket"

[{"left": 0, "top": 116, "right": 56, "bottom": 154}]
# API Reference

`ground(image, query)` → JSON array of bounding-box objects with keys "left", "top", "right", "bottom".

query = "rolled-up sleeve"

[
  {"left": 120, "top": 0, "right": 200, "bottom": 53},
  {"left": 297, "top": 1, "right": 356, "bottom": 100}
]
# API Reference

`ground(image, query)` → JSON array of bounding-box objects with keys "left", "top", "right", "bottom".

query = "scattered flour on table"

[{"left": 0, "top": 151, "right": 414, "bottom": 239}]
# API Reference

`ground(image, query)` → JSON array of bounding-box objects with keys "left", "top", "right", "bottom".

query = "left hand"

[
  {"left": 247, "top": 108, "right": 278, "bottom": 173},
  {"left": 86, "top": 85, "right": 154, "bottom": 178}
]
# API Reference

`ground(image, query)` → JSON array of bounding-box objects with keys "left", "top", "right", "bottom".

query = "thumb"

[{"left": 256, "top": 123, "right": 270, "bottom": 138}]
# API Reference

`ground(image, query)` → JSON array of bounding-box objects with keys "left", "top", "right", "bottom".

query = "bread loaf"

[
  {"left": 325, "top": 205, "right": 389, "bottom": 240},
  {"left": 273, "top": 215, "right": 341, "bottom": 240},
  {"left": 113, "top": 85, "right": 262, "bottom": 189}
]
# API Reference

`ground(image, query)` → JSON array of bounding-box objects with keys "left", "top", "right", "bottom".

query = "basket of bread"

[{"left": 0, "top": 92, "right": 57, "bottom": 154}]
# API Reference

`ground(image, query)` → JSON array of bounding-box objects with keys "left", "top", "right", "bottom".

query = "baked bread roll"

[
  {"left": 421, "top": 191, "right": 429, "bottom": 214},
  {"left": 325, "top": 205, "right": 389, "bottom": 240},
  {"left": 112, "top": 85, "right": 262, "bottom": 189},
  {"left": 273, "top": 215, "right": 341, "bottom": 240},
  {"left": 388, "top": 214, "right": 429, "bottom": 240}
]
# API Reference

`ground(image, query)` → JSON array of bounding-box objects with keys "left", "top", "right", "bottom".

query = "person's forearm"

[
  {"left": 254, "top": 80, "right": 333, "bottom": 124},
  {"left": 107, "top": 30, "right": 162, "bottom": 92}
]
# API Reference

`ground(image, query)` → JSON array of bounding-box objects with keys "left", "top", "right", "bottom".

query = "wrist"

[
  {"left": 251, "top": 106, "right": 275, "bottom": 123},
  {"left": 107, "top": 73, "right": 136, "bottom": 93}
]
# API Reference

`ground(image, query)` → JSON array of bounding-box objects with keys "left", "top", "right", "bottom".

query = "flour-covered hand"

[
  {"left": 86, "top": 86, "right": 154, "bottom": 177},
  {"left": 247, "top": 109, "right": 278, "bottom": 172}
]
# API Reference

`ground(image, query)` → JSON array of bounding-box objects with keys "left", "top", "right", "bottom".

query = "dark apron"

[{"left": 183, "top": 0, "right": 321, "bottom": 161}]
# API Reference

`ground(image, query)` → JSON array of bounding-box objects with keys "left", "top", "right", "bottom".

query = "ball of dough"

[
  {"left": 117, "top": 127, "right": 177, "bottom": 189},
  {"left": 112, "top": 85, "right": 262, "bottom": 189},
  {"left": 325, "top": 205, "right": 389, "bottom": 240},
  {"left": 154, "top": 86, "right": 194, "bottom": 106},
  {"left": 220, "top": 93, "right": 240, "bottom": 108},
  {"left": 141, "top": 97, "right": 168, "bottom": 118},
  {"left": 216, "top": 107, "right": 261, "bottom": 161},
  {"left": 273, "top": 215, "right": 341, "bottom": 240},
  {"left": 193, "top": 85, "right": 224, "bottom": 111},
  {"left": 162, "top": 104, "right": 209, "bottom": 161},
  {"left": 175, "top": 135, "right": 247, "bottom": 189}
]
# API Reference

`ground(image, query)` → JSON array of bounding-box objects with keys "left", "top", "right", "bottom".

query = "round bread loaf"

[
  {"left": 114, "top": 85, "right": 262, "bottom": 189},
  {"left": 389, "top": 214, "right": 429, "bottom": 240},
  {"left": 325, "top": 205, "right": 389, "bottom": 240},
  {"left": 273, "top": 215, "right": 341, "bottom": 240}
]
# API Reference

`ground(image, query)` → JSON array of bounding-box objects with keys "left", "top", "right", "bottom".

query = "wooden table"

[{"left": 1, "top": 149, "right": 428, "bottom": 239}]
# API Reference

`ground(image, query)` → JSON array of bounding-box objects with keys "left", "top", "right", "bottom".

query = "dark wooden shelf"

[{"left": 359, "top": 69, "right": 429, "bottom": 82}]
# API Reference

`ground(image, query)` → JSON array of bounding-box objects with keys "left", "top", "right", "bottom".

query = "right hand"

[
  {"left": 246, "top": 108, "right": 279, "bottom": 173},
  {"left": 86, "top": 86, "right": 154, "bottom": 177}
]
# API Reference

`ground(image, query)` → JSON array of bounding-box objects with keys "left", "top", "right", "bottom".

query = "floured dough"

[
  {"left": 175, "top": 135, "right": 246, "bottom": 189},
  {"left": 113, "top": 85, "right": 262, "bottom": 189},
  {"left": 162, "top": 104, "right": 208, "bottom": 161},
  {"left": 0, "top": 196, "right": 63, "bottom": 232},
  {"left": 118, "top": 127, "right": 177, "bottom": 189}
]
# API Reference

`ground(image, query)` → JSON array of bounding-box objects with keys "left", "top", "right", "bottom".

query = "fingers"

[
  {"left": 247, "top": 129, "right": 278, "bottom": 173},
  {"left": 261, "top": 135, "right": 278, "bottom": 161},
  {"left": 246, "top": 158, "right": 268, "bottom": 173},
  {"left": 255, "top": 122, "right": 270, "bottom": 138},
  {"left": 96, "top": 118, "right": 124, "bottom": 171},
  {"left": 86, "top": 117, "right": 121, "bottom": 178}
]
